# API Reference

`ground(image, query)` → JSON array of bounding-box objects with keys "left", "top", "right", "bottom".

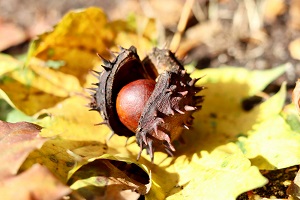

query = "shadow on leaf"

[{"left": 173, "top": 78, "right": 270, "bottom": 162}]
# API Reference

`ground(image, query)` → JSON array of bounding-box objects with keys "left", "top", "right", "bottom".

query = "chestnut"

[
  {"left": 116, "top": 79, "right": 156, "bottom": 132},
  {"left": 89, "top": 46, "right": 204, "bottom": 162}
]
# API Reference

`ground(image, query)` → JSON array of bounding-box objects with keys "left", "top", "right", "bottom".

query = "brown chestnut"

[{"left": 116, "top": 79, "right": 156, "bottom": 132}]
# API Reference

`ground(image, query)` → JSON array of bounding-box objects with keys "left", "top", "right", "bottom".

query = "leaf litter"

[{"left": 0, "top": 5, "right": 300, "bottom": 200}]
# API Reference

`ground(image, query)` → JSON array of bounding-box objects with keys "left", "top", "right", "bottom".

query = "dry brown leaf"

[
  {"left": 0, "top": 21, "right": 27, "bottom": 51},
  {"left": 287, "top": 168, "right": 300, "bottom": 199},
  {"left": 0, "top": 164, "right": 71, "bottom": 200},
  {"left": 0, "top": 121, "right": 47, "bottom": 179},
  {"left": 289, "top": 38, "right": 300, "bottom": 60},
  {"left": 289, "top": 0, "right": 300, "bottom": 30},
  {"left": 148, "top": 0, "right": 184, "bottom": 27},
  {"left": 263, "top": 0, "right": 287, "bottom": 23},
  {"left": 177, "top": 21, "right": 222, "bottom": 59}
]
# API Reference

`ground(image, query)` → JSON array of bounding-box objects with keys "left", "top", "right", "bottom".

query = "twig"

[
  {"left": 169, "top": 0, "right": 195, "bottom": 53},
  {"left": 244, "top": 0, "right": 262, "bottom": 32},
  {"left": 208, "top": 0, "right": 219, "bottom": 21}
]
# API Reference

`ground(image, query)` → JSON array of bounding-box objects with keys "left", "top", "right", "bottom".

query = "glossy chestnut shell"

[{"left": 116, "top": 79, "right": 156, "bottom": 132}]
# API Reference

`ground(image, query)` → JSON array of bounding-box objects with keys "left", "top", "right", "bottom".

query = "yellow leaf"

[
  {"left": 36, "top": 96, "right": 110, "bottom": 141},
  {"left": 28, "top": 7, "right": 114, "bottom": 85},
  {"left": 141, "top": 66, "right": 285, "bottom": 199},
  {"left": 0, "top": 54, "right": 21, "bottom": 75},
  {"left": 165, "top": 144, "right": 267, "bottom": 200},
  {"left": 0, "top": 77, "right": 66, "bottom": 115},
  {"left": 0, "top": 62, "right": 82, "bottom": 115},
  {"left": 28, "top": 7, "right": 157, "bottom": 85},
  {"left": 240, "top": 115, "right": 300, "bottom": 169},
  {"left": 174, "top": 66, "right": 286, "bottom": 156},
  {"left": 21, "top": 139, "right": 108, "bottom": 182},
  {"left": 35, "top": 93, "right": 176, "bottom": 199},
  {"left": 68, "top": 154, "right": 151, "bottom": 198},
  {"left": 28, "top": 60, "right": 82, "bottom": 96}
]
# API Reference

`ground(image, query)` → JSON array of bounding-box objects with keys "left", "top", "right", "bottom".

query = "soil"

[{"left": 237, "top": 165, "right": 300, "bottom": 199}]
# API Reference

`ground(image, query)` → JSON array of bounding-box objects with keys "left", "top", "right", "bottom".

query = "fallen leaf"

[
  {"left": 0, "top": 121, "right": 46, "bottom": 179},
  {"left": 240, "top": 115, "right": 300, "bottom": 169},
  {"left": 0, "top": 56, "right": 83, "bottom": 115},
  {"left": 0, "top": 21, "right": 27, "bottom": 51},
  {"left": 241, "top": 81, "right": 289, "bottom": 166},
  {"left": 287, "top": 168, "right": 300, "bottom": 199},
  {"left": 36, "top": 96, "right": 110, "bottom": 140},
  {"left": 22, "top": 63, "right": 287, "bottom": 200},
  {"left": 263, "top": 0, "right": 286, "bottom": 23},
  {"left": 282, "top": 103, "right": 300, "bottom": 132},
  {"left": 147, "top": 0, "right": 184, "bottom": 27},
  {"left": 143, "top": 66, "right": 285, "bottom": 199},
  {"left": 178, "top": 21, "right": 222, "bottom": 59},
  {"left": 102, "top": 134, "right": 179, "bottom": 200},
  {"left": 0, "top": 77, "right": 66, "bottom": 115},
  {"left": 3, "top": 5, "right": 298, "bottom": 200},
  {"left": 0, "top": 164, "right": 71, "bottom": 200},
  {"left": 0, "top": 103, "right": 35, "bottom": 123},
  {"left": 173, "top": 66, "right": 286, "bottom": 156},
  {"left": 1, "top": 7, "right": 157, "bottom": 116},
  {"left": 165, "top": 143, "right": 267, "bottom": 200},
  {"left": 22, "top": 61, "right": 82, "bottom": 97},
  {"left": 289, "top": 38, "right": 300, "bottom": 60},
  {"left": 17, "top": 64, "right": 287, "bottom": 200},
  {"left": 20, "top": 96, "right": 114, "bottom": 182},
  {"left": 289, "top": 0, "right": 300, "bottom": 30},
  {"left": 28, "top": 7, "right": 157, "bottom": 85},
  {"left": 21, "top": 139, "right": 110, "bottom": 182},
  {"left": 27, "top": 7, "right": 112, "bottom": 85},
  {"left": 68, "top": 155, "right": 151, "bottom": 200},
  {"left": 0, "top": 54, "right": 21, "bottom": 75}
]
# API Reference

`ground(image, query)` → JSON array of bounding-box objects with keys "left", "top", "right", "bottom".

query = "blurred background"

[{"left": 0, "top": 0, "right": 299, "bottom": 89}]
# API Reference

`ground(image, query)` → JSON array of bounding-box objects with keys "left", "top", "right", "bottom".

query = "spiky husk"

[
  {"left": 89, "top": 46, "right": 204, "bottom": 162},
  {"left": 136, "top": 51, "right": 204, "bottom": 161},
  {"left": 89, "top": 46, "right": 150, "bottom": 138}
]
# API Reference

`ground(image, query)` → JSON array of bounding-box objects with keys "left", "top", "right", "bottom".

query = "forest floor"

[{"left": 1, "top": 0, "right": 300, "bottom": 199}]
